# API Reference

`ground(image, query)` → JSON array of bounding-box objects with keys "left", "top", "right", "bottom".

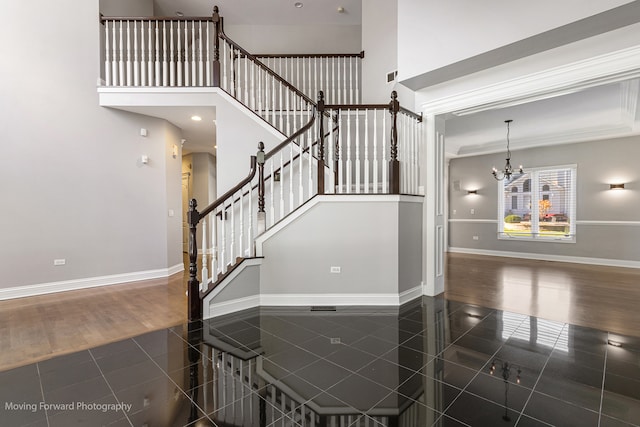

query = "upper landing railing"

[{"left": 100, "top": 8, "right": 363, "bottom": 105}]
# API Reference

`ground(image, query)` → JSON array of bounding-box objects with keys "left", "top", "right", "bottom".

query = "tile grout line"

[
  {"left": 597, "top": 334, "right": 609, "bottom": 427},
  {"left": 35, "top": 362, "right": 50, "bottom": 427},
  {"left": 87, "top": 348, "right": 134, "bottom": 427},
  {"left": 513, "top": 322, "right": 569, "bottom": 426}
]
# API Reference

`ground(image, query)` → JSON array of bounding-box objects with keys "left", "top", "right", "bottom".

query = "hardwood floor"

[
  {"left": 0, "top": 273, "right": 187, "bottom": 372},
  {"left": 1, "top": 253, "right": 638, "bottom": 372},
  {"left": 446, "top": 252, "right": 640, "bottom": 338}
]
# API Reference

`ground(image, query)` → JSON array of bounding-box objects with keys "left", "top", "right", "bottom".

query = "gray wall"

[
  {"left": 260, "top": 198, "right": 423, "bottom": 296},
  {"left": 448, "top": 136, "right": 640, "bottom": 262},
  {"left": 0, "top": 0, "right": 183, "bottom": 290}
]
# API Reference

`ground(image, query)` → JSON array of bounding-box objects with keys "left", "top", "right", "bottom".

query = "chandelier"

[{"left": 492, "top": 119, "right": 523, "bottom": 181}]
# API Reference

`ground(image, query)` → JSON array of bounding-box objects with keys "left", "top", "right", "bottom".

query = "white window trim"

[{"left": 497, "top": 164, "right": 577, "bottom": 243}]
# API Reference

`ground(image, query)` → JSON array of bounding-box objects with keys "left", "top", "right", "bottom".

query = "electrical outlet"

[
  {"left": 330, "top": 266, "right": 341, "bottom": 273},
  {"left": 453, "top": 209, "right": 457, "bottom": 215},
  {"left": 53, "top": 259, "right": 66, "bottom": 266},
  {"left": 472, "top": 236, "right": 479, "bottom": 240}
]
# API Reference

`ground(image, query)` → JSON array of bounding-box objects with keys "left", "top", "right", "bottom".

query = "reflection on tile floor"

[{"left": 1, "top": 296, "right": 639, "bottom": 426}]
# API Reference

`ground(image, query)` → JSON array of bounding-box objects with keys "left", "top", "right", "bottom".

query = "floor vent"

[{"left": 310, "top": 306, "right": 337, "bottom": 312}]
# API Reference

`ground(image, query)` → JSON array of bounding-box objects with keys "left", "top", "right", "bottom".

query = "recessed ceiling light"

[
  {"left": 294, "top": 2, "right": 303, "bottom": 8},
  {"left": 191, "top": 115, "right": 202, "bottom": 121}
]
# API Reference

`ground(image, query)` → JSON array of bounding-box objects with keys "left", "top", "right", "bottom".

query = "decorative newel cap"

[
  {"left": 391, "top": 90, "right": 397, "bottom": 100},
  {"left": 390, "top": 90, "right": 399, "bottom": 113},
  {"left": 213, "top": 6, "right": 219, "bottom": 13},
  {"left": 318, "top": 91, "right": 324, "bottom": 102},
  {"left": 189, "top": 198, "right": 197, "bottom": 210},
  {"left": 257, "top": 141, "right": 265, "bottom": 164}
]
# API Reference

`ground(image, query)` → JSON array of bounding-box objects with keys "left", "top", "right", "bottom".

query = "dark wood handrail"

[
  {"left": 198, "top": 156, "right": 257, "bottom": 220},
  {"left": 325, "top": 103, "right": 422, "bottom": 122},
  {"left": 217, "top": 24, "right": 316, "bottom": 107},
  {"left": 100, "top": 16, "right": 213, "bottom": 22},
  {"left": 264, "top": 110, "right": 317, "bottom": 161},
  {"left": 254, "top": 51, "right": 365, "bottom": 59}
]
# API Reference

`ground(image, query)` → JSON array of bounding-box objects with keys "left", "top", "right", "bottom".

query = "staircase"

[{"left": 100, "top": 6, "right": 424, "bottom": 321}]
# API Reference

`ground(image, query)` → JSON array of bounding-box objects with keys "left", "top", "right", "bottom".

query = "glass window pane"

[
  {"left": 538, "top": 169, "right": 571, "bottom": 237},
  {"left": 503, "top": 173, "right": 531, "bottom": 237}
]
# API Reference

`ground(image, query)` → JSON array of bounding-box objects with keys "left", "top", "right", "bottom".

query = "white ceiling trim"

[{"left": 420, "top": 44, "right": 640, "bottom": 117}]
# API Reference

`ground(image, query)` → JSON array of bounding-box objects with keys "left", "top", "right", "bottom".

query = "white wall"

[
  {"left": 361, "top": 0, "right": 414, "bottom": 106},
  {"left": 99, "top": 0, "right": 154, "bottom": 16},
  {"left": 398, "top": 0, "right": 635, "bottom": 87},
  {"left": 224, "top": 25, "right": 361, "bottom": 54},
  {"left": 0, "top": 0, "right": 183, "bottom": 292}
]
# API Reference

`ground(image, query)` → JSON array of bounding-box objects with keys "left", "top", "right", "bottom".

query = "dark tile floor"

[{"left": 1, "top": 296, "right": 639, "bottom": 426}]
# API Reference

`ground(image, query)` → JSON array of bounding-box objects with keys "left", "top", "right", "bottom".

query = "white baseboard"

[
  {"left": 448, "top": 247, "right": 640, "bottom": 269},
  {"left": 0, "top": 264, "right": 184, "bottom": 301},
  {"left": 206, "top": 289, "right": 424, "bottom": 318},
  {"left": 207, "top": 295, "right": 261, "bottom": 319}
]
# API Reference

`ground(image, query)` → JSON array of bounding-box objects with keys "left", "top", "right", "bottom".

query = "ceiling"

[
  {"left": 446, "top": 78, "right": 640, "bottom": 157},
  {"left": 141, "top": 1, "right": 640, "bottom": 159},
  {"left": 153, "top": 0, "right": 361, "bottom": 25}
]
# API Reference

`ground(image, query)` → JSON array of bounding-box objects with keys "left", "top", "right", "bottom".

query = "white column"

[{"left": 423, "top": 114, "right": 445, "bottom": 296}]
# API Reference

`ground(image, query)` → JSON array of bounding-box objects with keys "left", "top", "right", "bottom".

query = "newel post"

[
  {"left": 257, "top": 142, "right": 266, "bottom": 235},
  {"left": 212, "top": 6, "right": 221, "bottom": 87},
  {"left": 389, "top": 90, "right": 400, "bottom": 194},
  {"left": 187, "top": 199, "right": 202, "bottom": 320},
  {"left": 317, "top": 91, "right": 326, "bottom": 195}
]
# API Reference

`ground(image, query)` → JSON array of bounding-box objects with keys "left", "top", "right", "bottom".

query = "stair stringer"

[{"left": 203, "top": 257, "right": 263, "bottom": 319}]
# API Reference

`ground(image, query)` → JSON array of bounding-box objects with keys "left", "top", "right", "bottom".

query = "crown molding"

[{"left": 420, "top": 45, "right": 640, "bottom": 116}]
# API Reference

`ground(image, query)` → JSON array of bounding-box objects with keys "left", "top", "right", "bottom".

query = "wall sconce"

[
  {"left": 467, "top": 190, "right": 478, "bottom": 195},
  {"left": 140, "top": 155, "right": 149, "bottom": 164},
  {"left": 172, "top": 144, "right": 178, "bottom": 159},
  {"left": 609, "top": 183, "right": 625, "bottom": 190}
]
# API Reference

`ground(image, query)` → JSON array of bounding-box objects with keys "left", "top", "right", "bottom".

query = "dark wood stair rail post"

[
  {"left": 317, "top": 91, "right": 326, "bottom": 195},
  {"left": 389, "top": 90, "right": 400, "bottom": 194},
  {"left": 187, "top": 199, "right": 202, "bottom": 321},
  {"left": 257, "top": 141, "right": 266, "bottom": 235},
  {"left": 212, "top": 6, "right": 221, "bottom": 87}
]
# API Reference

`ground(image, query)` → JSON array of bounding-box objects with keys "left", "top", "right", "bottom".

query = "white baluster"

[
  {"left": 206, "top": 22, "right": 211, "bottom": 86},
  {"left": 230, "top": 197, "right": 235, "bottom": 264},
  {"left": 112, "top": 21, "right": 118, "bottom": 85},
  {"left": 220, "top": 209, "right": 226, "bottom": 273},
  {"left": 133, "top": 21, "right": 139, "bottom": 86},
  {"left": 184, "top": 22, "right": 189, "bottom": 86},
  {"left": 270, "top": 160, "right": 275, "bottom": 227},
  {"left": 248, "top": 183, "right": 253, "bottom": 257},
  {"left": 338, "top": 111, "right": 344, "bottom": 193},
  {"left": 201, "top": 218, "right": 209, "bottom": 285},
  {"left": 349, "top": 56, "right": 354, "bottom": 104},
  {"left": 308, "top": 110, "right": 313, "bottom": 196},
  {"left": 355, "top": 109, "right": 360, "bottom": 193},
  {"left": 211, "top": 212, "right": 218, "bottom": 278},
  {"left": 147, "top": 21, "right": 153, "bottom": 86},
  {"left": 346, "top": 109, "right": 352, "bottom": 192},
  {"left": 125, "top": 21, "right": 132, "bottom": 86},
  {"left": 221, "top": 41, "right": 226, "bottom": 90},
  {"left": 191, "top": 21, "right": 197, "bottom": 85},
  {"left": 162, "top": 21, "right": 167, "bottom": 86},
  {"left": 299, "top": 126, "right": 304, "bottom": 206},
  {"left": 364, "top": 110, "right": 369, "bottom": 193},
  {"left": 328, "top": 109, "right": 335, "bottom": 192},
  {"left": 118, "top": 21, "right": 125, "bottom": 85},
  {"left": 140, "top": 21, "right": 147, "bottom": 86},
  {"left": 313, "top": 57, "right": 318, "bottom": 104},
  {"left": 356, "top": 55, "right": 360, "bottom": 102},
  {"left": 198, "top": 21, "right": 204, "bottom": 86},
  {"left": 104, "top": 21, "right": 111, "bottom": 86},
  {"left": 250, "top": 63, "right": 255, "bottom": 111},
  {"left": 342, "top": 56, "right": 346, "bottom": 103},
  {"left": 154, "top": 21, "right": 160, "bottom": 86},
  {"left": 244, "top": 54, "right": 249, "bottom": 105},
  {"left": 169, "top": 22, "right": 175, "bottom": 86},
  {"left": 289, "top": 141, "right": 294, "bottom": 214},
  {"left": 279, "top": 152, "right": 285, "bottom": 220},
  {"left": 382, "top": 111, "right": 388, "bottom": 193},
  {"left": 373, "top": 109, "right": 379, "bottom": 193},
  {"left": 331, "top": 57, "right": 336, "bottom": 104},
  {"left": 239, "top": 190, "right": 244, "bottom": 258}
]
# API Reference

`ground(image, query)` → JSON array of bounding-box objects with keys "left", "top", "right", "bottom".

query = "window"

[{"left": 498, "top": 165, "right": 576, "bottom": 241}]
